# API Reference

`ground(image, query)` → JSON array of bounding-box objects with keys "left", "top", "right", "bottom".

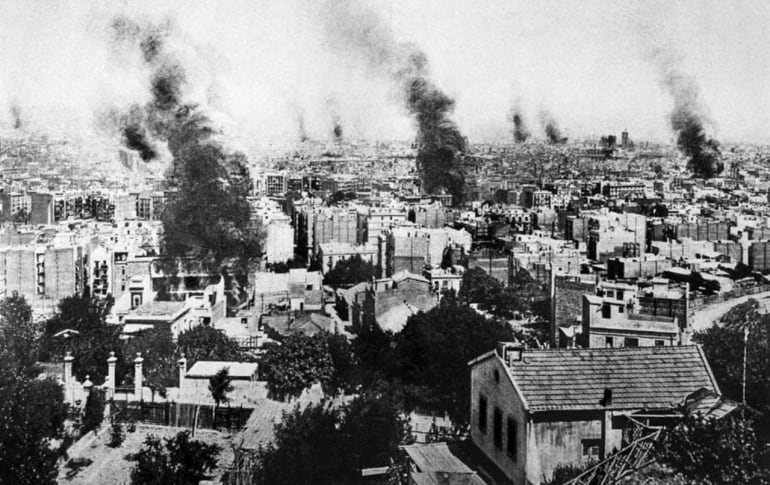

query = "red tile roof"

[{"left": 506, "top": 346, "right": 718, "bottom": 412}]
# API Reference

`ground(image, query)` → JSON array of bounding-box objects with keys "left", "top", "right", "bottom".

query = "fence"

[{"left": 109, "top": 399, "right": 253, "bottom": 432}]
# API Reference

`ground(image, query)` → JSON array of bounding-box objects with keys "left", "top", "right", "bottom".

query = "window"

[
  {"left": 494, "top": 369, "right": 500, "bottom": 384},
  {"left": 616, "top": 290, "right": 624, "bottom": 300},
  {"left": 582, "top": 439, "right": 601, "bottom": 461},
  {"left": 618, "top": 305, "right": 624, "bottom": 314},
  {"left": 655, "top": 340, "right": 665, "bottom": 346},
  {"left": 605, "top": 337, "right": 614, "bottom": 348},
  {"left": 493, "top": 408, "right": 503, "bottom": 449},
  {"left": 478, "top": 395, "right": 487, "bottom": 433},
  {"left": 507, "top": 418, "right": 517, "bottom": 459},
  {"left": 624, "top": 337, "right": 639, "bottom": 347},
  {"left": 602, "top": 304, "right": 611, "bottom": 319}
]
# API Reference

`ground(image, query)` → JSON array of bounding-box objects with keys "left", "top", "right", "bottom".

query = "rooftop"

[
  {"left": 495, "top": 345, "right": 718, "bottom": 412},
  {"left": 185, "top": 361, "right": 258, "bottom": 379}
]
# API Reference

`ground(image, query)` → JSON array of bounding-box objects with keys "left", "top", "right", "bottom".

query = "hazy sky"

[{"left": 0, "top": 0, "right": 768, "bottom": 146}]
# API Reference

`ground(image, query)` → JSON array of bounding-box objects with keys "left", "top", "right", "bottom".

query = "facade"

[
  {"left": 318, "top": 241, "right": 378, "bottom": 274},
  {"left": 582, "top": 294, "right": 681, "bottom": 348}
]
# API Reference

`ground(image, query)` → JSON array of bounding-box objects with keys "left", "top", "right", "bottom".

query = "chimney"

[
  {"left": 497, "top": 342, "right": 523, "bottom": 365},
  {"left": 602, "top": 388, "right": 613, "bottom": 407},
  {"left": 134, "top": 353, "right": 144, "bottom": 400}
]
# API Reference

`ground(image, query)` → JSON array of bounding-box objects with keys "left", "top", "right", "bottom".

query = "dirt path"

[{"left": 691, "top": 290, "right": 770, "bottom": 332}]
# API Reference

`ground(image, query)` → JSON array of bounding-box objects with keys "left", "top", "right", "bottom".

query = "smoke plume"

[
  {"left": 295, "top": 109, "right": 309, "bottom": 142},
  {"left": 326, "top": 96, "right": 343, "bottom": 141},
  {"left": 507, "top": 102, "right": 529, "bottom": 143},
  {"left": 321, "top": 0, "right": 466, "bottom": 204},
  {"left": 539, "top": 110, "right": 566, "bottom": 144},
  {"left": 650, "top": 47, "right": 723, "bottom": 178},
  {"left": 109, "top": 15, "right": 261, "bottom": 274},
  {"left": 9, "top": 103, "right": 23, "bottom": 130}
]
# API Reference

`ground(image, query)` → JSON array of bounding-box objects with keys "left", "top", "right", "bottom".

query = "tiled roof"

[{"left": 506, "top": 346, "right": 718, "bottom": 412}]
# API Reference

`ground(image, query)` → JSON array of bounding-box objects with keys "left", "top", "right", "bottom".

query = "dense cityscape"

[{"left": 1, "top": 1, "right": 769, "bottom": 485}]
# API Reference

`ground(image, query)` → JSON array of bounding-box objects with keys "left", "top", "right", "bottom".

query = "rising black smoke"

[
  {"left": 539, "top": 110, "right": 567, "bottom": 144},
  {"left": 327, "top": 97, "right": 343, "bottom": 141},
  {"left": 507, "top": 103, "right": 529, "bottom": 143},
  {"left": 651, "top": 47, "right": 723, "bottom": 178},
  {"left": 9, "top": 103, "right": 23, "bottom": 130},
  {"left": 321, "top": 0, "right": 466, "bottom": 204},
  {"left": 109, "top": 15, "right": 261, "bottom": 275}
]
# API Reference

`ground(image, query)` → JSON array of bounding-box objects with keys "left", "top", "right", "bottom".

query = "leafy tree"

[
  {"left": 259, "top": 333, "right": 334, "bottom": 400},
  {"left": 108, "top": 421, "right": 125, "bottom": 448},
  {"left": 0, "top": 291, "right": 37, "bottom": 372},
  {"left": 459, "top": 267, "right": 503, "bottom": 305},
  {"left": 254, "top": 403, "right": 350, "bottom": 485},
  {"left": 176, "top": 325, "right": 244, "bottom": 366},
  {"left": 42, "top": 295, "right": 119, "bottom": 382},
  {"left": 352, "top": 323, "right": 397, "bottom": 388},
  {"left": 658, "top": 413, "right": 770, "bottom": 484},
  {"left": 254, "top": 395, "right": 409, "bottom": 485},
  {"left": 695, "top": 299, "right": 770, "bottom": 437},
  {"left": 130, "top": 430, "right": 221, "bottom": 485},
  {"left": 394, "top": 297, "right": 514, "bottom": 425},
  {"left": 122, "top": 327, "right": 177, "bottom": 398},
  {"left": 208, "top": 367, "right": 234, "bottom": 408},
  {"left": 325, "top": 332, "right": 358, "bottom": 394},
  {"left": 81, "top": 388, "right": 106, "bottom": 434},
  {"left": 339, "top": 393, "right": 413, "bottom": 472},
  {"left": 323, "top": 254, "right": 380, "bottom": 288},
  {"left": 0, "top": 368, "right": 67, "bottom": 485}
]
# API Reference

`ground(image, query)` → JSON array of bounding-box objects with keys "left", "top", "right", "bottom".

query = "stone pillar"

[
  {"left": 106, "top": 351, "right": 117, "bottom": 399},
  {"left": 178, "top": 354, "right": 187, "bottom": 392},
  {"left": 63, "top": 352, "right": 74, "bottom": 388},
  {"left": 134, "top": 353, "right": 144, "bottom": 400},
  {"left": 82, "top": 375, "right": 93, "bottom": 394}
]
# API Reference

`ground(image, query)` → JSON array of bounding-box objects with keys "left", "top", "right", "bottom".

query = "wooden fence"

[{"left": 109, "top": 399, "right": 253, "bottom": 432}]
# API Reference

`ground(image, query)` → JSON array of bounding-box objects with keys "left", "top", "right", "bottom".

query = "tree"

[
  {"left": 394, "top": 297, "right": 515, "bottom": 425},
  {"left": 325, "top": 332, "right": 358, "bottom": 394},
  {"left": 108, "top": 421, "right": 125, "bottom": 448},
  {"left": 208, "top": 367, "right": 234, "bottom": 408},
  {"left": 323, "top": 254, "right": 379, "bottom": 288},
  {"left": 122, "top": 327, "right": 177, "bottom": 398},
  {"left": 0, "top": 292, "right": 37, "bottom": 372},
  {"left": 176, "top": 325, "right": 244, "bottom": 366},
  {"left": 42, "top": 295, "right": 119, "bottom": 382},
  {"left": 0, "top": 368, "right": 67, "bottom": 485},
  {"left": 658, "top": 413, "right": 770, "bottom": 484},
  {"left": 130, "top": 430, "right": 221, "bottom": 485},
  {"left": 260, "top": 333, "right": 335, "bottom": 400},
  {"left": 81, "top": 388, "right": 106, "bottom": 434},
  {"left": 352, "top": 323, "right": 397, "bottom": 388},
  {"left": 458, "top": 267, "right": 503, "bottom": 305},
  {"left": 254, "top": 403, "right": 350, "bottom": 485},
  {"left": 339, "top": 393, "right": 412, "bottom": 472},
  {"left": 695, "top": 299, "right": 770, "bottom": 437},
  {"left": 254, "top": 395, "right": 409, "bottom": 485}
]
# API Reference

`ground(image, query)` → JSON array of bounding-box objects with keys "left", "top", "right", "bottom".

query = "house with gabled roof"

[{"left": 468, "top": 343, "right": 721, "bottom": 484}]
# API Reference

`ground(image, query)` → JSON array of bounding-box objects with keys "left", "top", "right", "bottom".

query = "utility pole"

[{"left": 742, "top": 325, "right": 750, "bottom": 406}]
